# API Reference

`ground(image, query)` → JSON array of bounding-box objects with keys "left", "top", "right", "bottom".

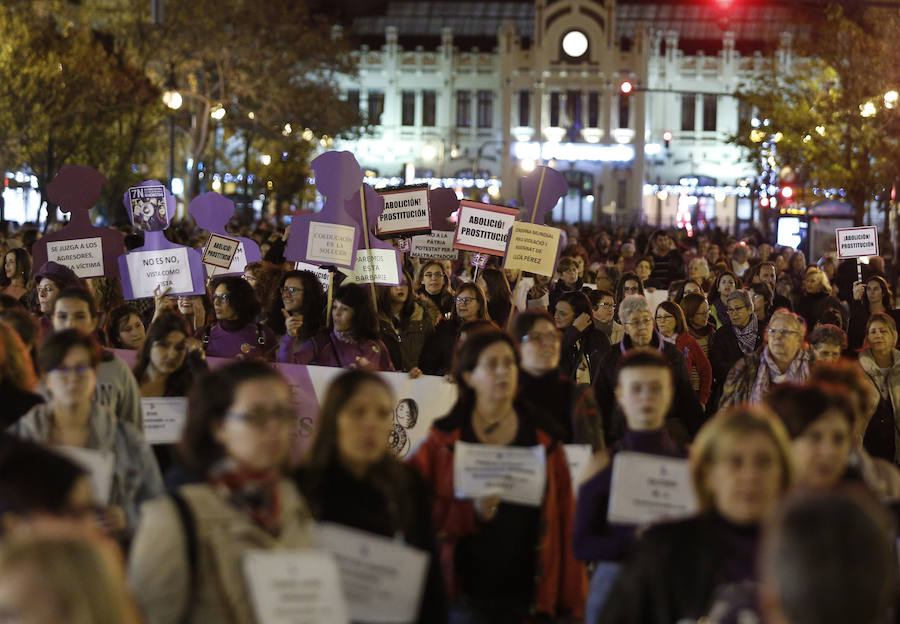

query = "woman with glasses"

[
  {"left": 416, "top": 261, "right": 455, "bottom": 317},
  {"left": 655, "top": 301, "right": 712, "bottom": 408},
  {"left": 295, "top": 370, "right": 447, "bottom": 623},
  {"left": 708, "top": 290, "right": 762, "bottom": 412},
  {"left": 857, "top": 313, "right": 900, "bottom": 464},
  {"left": 419, "top": 282, "right": 490, "bottom": 376},
  {"left": 271, "top": 270, "right": 326, "bottom": 364},
  {"left": 613, "top": 272, "right": 643, "bottom": 323},
  {"left": 289, "top": 282, "right": 394, "bottom": 371},
  {"left": 588, "top": 289, "right": 624, "bottom": 345},
  {"left": 410, "top": 329, "right": 586, "bottom": 622},
  {"left": 720, "top": 309, "right": 811, "bottom": 408},
  {"left": 511, "top": 309, "right": 603, "bottom": 446},
  {"left": 593, "top": 295, "right": 704, "bottom": 446},
  {"left": 681, "top": 293, "right": 716, "bottom": 358},
  {"left": 10, "top": 329, "right": 163, "bottom": 537},
  {"left": 202, "top": 276, "right": 277, "bottom": 361},
  {"left": 554, "top": 290, "right": 610, "bottom": 385},
  {"left": 748, "top": 282, "right": 774, "bottom": 327},
  {"left": 129, "top": 361, "right": 313, "bottom": 624}
]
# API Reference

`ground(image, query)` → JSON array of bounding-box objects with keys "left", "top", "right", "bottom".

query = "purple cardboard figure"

[
  {"left": 31, "top": 165, "right": 126, "bottom": 279},
  {"left": 284, "top": 150, "right": 362, "bottom": 269},
  {"left": 345, "top": 183, "right": 404, "bottom": 286},
  {"left": 188, "top": 192, "right": 262, "bottom": 278},
  {"left": 520, "top": 166, "right": 568, "bottom": 225},
  {"left": 116, "top": 181, "right": 205, "bottom": 300},
  {"left": 429, "top": 187, "right": 460, "bottom": 232}
]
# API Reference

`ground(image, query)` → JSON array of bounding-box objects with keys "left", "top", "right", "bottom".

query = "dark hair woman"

[
  {"left": 748, "top": 282, "right": 774, "bottom": 327},
  {"left": 375, "top": 269, "right": 440, "bottom": 373},
  {"left": 104, "top": 304, "right": 146, "bottom": 350},
  {"left": 476, "top": 267, "right": 513, "bottom": 328},
  {"left": 241, "top": 261, "right": 283, "bottom": 324},
  {"left": 10, "top": 329, "right": 163, "bottom": 536},
  {"left": 202, "top": 276, "right": 277, "bottom": 361},
  {"left": 416, "top": 260, "right": 454, "bottom": 317},
  {"left": 613, "top": 271, "right": 644, "bottom": 323},
  {"left": 290, "top": 282, "right": 394, "bottom": 371},
  {"left": 271, "top": 270, "right": 326, "bottom": 363},
  {"left": 129, "top": 361, "right": 313, "bottom": 624},
  {"left": 418, "top": 281, "right": 491, "bottom": 376},
  {"left": 708, "top": 269, "right": 740, "bottom": 328},
  {"left": 409, "top": 329, "right": 587, "bottom": 622},
  {"left": 681, "top": 292, "right": 716, "bottom": 359},
  {"left": 1, "top": 247, "right": 32, "bottom": 303},
  {"left": 295, "top": 370, "right": 447, "bottom": 623},
  {"left": 134, "top": 312, "right": 207, "bottom": 399},
  {"left": 554, "top": 290, "right": 610, "bottom": 385},
  {"left": 655, "top": 300, "right": 712, "bottom": 407},
  {"left": 848, "top": 275, "right": 900, "bottom": 351}
]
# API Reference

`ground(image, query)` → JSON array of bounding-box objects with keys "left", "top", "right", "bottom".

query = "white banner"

[
  {"left": 453, "top": 441, "right": 546, "bottom": 506},
  {"left": 124, "top": 247, "right": 193, "bottom": 298}
]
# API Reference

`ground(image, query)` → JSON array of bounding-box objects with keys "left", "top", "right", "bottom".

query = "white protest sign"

[
  {"left": 46, "top": 237, "right": 104, "bottom": 278},
  {"left": 202, "top": 234, "right": 240, "bottom": 269},
  {"left": 141, "top": 397, "right": 188, "bottom": 445},
  {"left": 294, "top": 261, "right": 332, "bottom": 296},
  {"left": 453, "top": 441, "right": 546, "bottom": 506},
  {"left": 306, "top": 222, "right": 357, "bottom": 267},
  {"left": 376, "top": 186, "right": 431, "bottom": 235},
  {"left": 607, "top": 452, "right": 698, "bottom": 525},
  {"left": 453, "top": 200, "right": 518, "bottom": 256},
  {"left": 347, "top": 249, "right": 400, "bottom": 285},
  {"left": 316, "top": 523, "right": 429, "bottom": 623},
  {"left": 836, "top": 226, "right": 879, "bottom": 259},
  {"left": 410, "top": 230, "right": 459, "bottom": 260},
  {"left": 209, "top": 240, "right": 250, "bottom": 277},
  {"left": 124, "top": 247, "right": 193, "bottom": 298},
  {"left": 55, "top": 446, "right": 115, "bottom": 505},
  {"left": 563, "top": 444, "right": 593, "bottom": 493},
  {"left": 243, "top": 549, "right": 348, "bottom": 624},
  {"left": 503, "top": 222, "right": 562, "bottom": 277}
]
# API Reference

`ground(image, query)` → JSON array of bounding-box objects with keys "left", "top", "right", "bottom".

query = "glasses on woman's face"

[
  {"left": 50, "top": 363, "right": 92, "bottom": 377},
  {"left": 623, "top": 285, "right": 640, "bottom": 295},
  {"left": 456, "top": 296, "right": 476, "bottom": 304},
  {"left": 625, "top": 316, "right": 653, "bottom": 328},
  {"left": 212, "top": 293, "right": 231, "bottom": 303},
  {"left": 422, "top": 271, "right": 443, "bottom": 279},
  {"left": 282, "top": 286, "right": 303, "bottom": 296},
  {"left": 766, "top": 328, "right": 801, "bottom": 338},
  {"left": 726, "top": 304, "right": 747, "bottom": 315},
  {"left": 655, "top": 314, "right": 675, "bottom": 323},
  {"left": 521, "top": 331, "right": 560, "bottom": 346},
  {"left": 225, "top": 406, "right": 295, "bottom": 428}
]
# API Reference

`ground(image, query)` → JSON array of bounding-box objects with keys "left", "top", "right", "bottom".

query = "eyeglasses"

[
  {"left": 655, "top": 314, "right": 675, "bottom": 322},
  {"left": 212, "top": 293, "right": 231, "bottom": 303},
  {"left": 225, "top": 407, "right": 295, "bottom": 427},
  {"left": 38, "top": 286, "right": 57, "bottom": 296},
  {"left": 595, "top": 302, "right": 614, "bottom": 308},
  {"left": 282, "top": 286, "right": 303, "bottom": 295},
  {"left": 422, "top": 272, "right": 443, "bottom": 279},
  {"left": 766, "top": 328, "right": 801, "bottom": 338},
  {"left": 625, "top": 317, "right": 653, "bottom": 328},
  {"left": 456, "top": 296, "right": 476, "bottom": 304},
  {"left": 726, "top": 305, "right": 747, "bottom": 315},
  {"left": 521, "top": 331, "right": 560, "bottom": 346},
  {"left": 50, "top": 363, "right": 92, "bottom": 376}
]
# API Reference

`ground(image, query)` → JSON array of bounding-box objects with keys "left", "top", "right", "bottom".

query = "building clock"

[{"left": 562, "top": 30, "right": 589, "bottom": 58}]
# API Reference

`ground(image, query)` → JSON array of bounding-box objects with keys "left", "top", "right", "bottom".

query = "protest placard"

[
  {"left": 202, "top": 234, "right": 240, "bottom": 270},
  {"left": 453, "top": 200, "right": 518, "bottom": 256},
  {"left": 607, "top": 451, "right": 698, "bottom": 525},
  {"left": 140, "top": 397, "right": 189, "bottom": 445},
  {"left": 453, "top": 441, "right": 546, "bottom": 506},
  {"left": 55, "top": 446, "right": 114, "bottom": 504},
  {"left": 563, "top": 444, "right": 593, "bottom": 492},
  {"left": 294, "top": 261, "right": 332, "bottom": 296},
  {"left": 345, "top": 249, "right": 401, "bottom": 286},
  {"left": 503, "top": 222, "right": 563, "bottom": 277},
  {"left": 243, "top": 550, "right": 348, "bottom": 624},
  {"left": 316, "top": 523, "right": 429, "bottom": 623},
  {"left": 376, "top": 185, "right": 431, "bottom": 236},
  {"left": 123, "top": 247, "right": 194, "bottom": 299},
  {"left": 836, "top": 225, "right": 879, "bottom": 259},
  {"left": 46, "top": 237, "right": 105, "bottom": 278},
  {"left": 306, "top": 221, "right": 358, "bottom": 267},
  {"left": 410, "top": 230, "right": 458, "bottom": 260}
]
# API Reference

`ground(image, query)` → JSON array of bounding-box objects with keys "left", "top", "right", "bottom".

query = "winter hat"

[{"left": 34, "top": 261, "right": 85, "bottom": 290}]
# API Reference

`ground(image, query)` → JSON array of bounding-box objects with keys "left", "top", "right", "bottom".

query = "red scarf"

[{"left": 208, "top": 460, "right": 282, "bottom": 535}]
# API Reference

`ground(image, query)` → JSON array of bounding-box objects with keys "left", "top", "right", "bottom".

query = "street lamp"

[{"left": 162, "top": 69, "right": 181, "bottom": 192}]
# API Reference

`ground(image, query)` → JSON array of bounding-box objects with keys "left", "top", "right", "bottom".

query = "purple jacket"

[
  {"left": 200, "top": 321, "right": 277, "bottom": 361},
  {"left": 573, "top": 428, "right": 685, "bottom": 562},
  {"left": 283, "top": 330, "right": 395, "bottom": 371}
]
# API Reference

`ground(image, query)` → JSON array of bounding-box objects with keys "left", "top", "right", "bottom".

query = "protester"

[
  {"left": 720, "top": 309, "right": 811, "bottom": 408},
  {"left": 174, "top": 294, "right": 211, "bottom": 335},
  {"left": 550, "top": 256, "right": 584, "bottom": 311},
  {"left": 588, "top": 289, "right": 623, "bottom": 345},
  {"left": 655, "top": 301, "right": 712, "bottom": 406},
  {"left": 709, "top": 290, "right": 762, "bottom": 410},
  {"left": 476, "top": 267, "right": 513, "bottom": 328},
  {"left": 1, "top": 246, "right": 32, "bottom": 302},
  {"left": 613, "top": 271, "right": 643, "bottom": 322},
  {"left": 295, "top": 369, "right": 447, "bottom": 624},
  {"left": 51, "top": 288, "right": 143, "bottom": 429},
  {"left": 0, "top": 320, "right": 42, "bottom": 428},
  {"left": 848, "top": 275, "right": 900, "bottom": 350},
  {"left": 598, "top": 405, "right": 793, "bottom": 623},
  {"left": 808, "top": 324, "right": 846, "bottom": 363},
  {"left": 681, "top": 292, "right": 716, "bottom": 358},
  {"left": 241, "top": 261, "right": 282, "bottom": 324},
  {"left": 9, "top": 329, "right": 163, "bottom": 534},
  {"left": 134, "top": 312, "right": 206, "bottom": 398},
  {"left": 646, "top": 230, "right": 684, "bottom": 289},
  {"left": 856, "top": 312, "right": 900, "bottom": 464},
  {"left": 707, "top": 269, "right": 739, "bottom": 327},
  {"left": 554, "top": 290, "right": 610, "bottom": 385},
  {"left": 34, "top": 261, "right": 84, "bottom": 335},
  {"left": 419, "top": 281, "right": 490, "bottom": 376},
  {"left": 104, "top": 304, "right": 146, "bottom": 350},
  {"left": 511, "top": 309, "right": 603, "bottom": 446},
  {"left": 129, "top": 361, "right": 313, "bottom": 624},
  {"left": 794, "top": 267, "right": 841, "bottom": 331},
  {"left": 574, "top": 349, "right": 686, "bottom": 621},
  {"left": 270, "top": 270, "right": 326, "bottom": 361},
  {"left": 202, "top": 276, "right": 277, "bottom": 361},
  {"left": 751, "top": 261, "right": 793, "bottom": 311},
  {"left": 416, "top": 260, "right": 455, "bottom": 317},
  {"left": 376, "top": 269, "right": 439, "bottom": 373},
  {"left": 409, "top": 329, "right": 586, "bottom": 622},
  {"left": 748, "top": 281, "right": 774, "bottom": 327},
  {"left": 0, "top": 307, "right": 40, "bottom": 376}
]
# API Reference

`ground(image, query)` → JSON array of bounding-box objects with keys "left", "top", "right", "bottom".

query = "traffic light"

[
  {"left": 780, "top": 185, "right": 793, "bottom": 201},
  {"left": 662, "top": 130, "right": 672, "bottom": 149},
  {"left": 620, "top": 80, "right": 634, "bottom": 95}
]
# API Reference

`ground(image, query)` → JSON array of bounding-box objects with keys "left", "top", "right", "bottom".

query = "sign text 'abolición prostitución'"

[
  {"left": 836, "top": 226, "right": 879, "bottom": 259},
  {"left": 452, "top": 200, "right": 518, "bottom": 256},
  {"left": 376, "top": 186, "right": 431, "bottom": 236}
]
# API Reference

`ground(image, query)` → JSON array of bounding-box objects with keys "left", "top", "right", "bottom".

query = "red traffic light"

[
  {"left": 780, "top": 185, "right": 793, "bottom": 199},
  {"left": 620, "top": 80, "right": 634, "bottom": 95},
  {"left": 662, "top": 131, "right": 673, "bottom": 142}
]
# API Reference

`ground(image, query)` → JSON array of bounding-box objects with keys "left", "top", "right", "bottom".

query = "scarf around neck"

[
  {"left": 749, "top": 346, "right": 810, "bottom": 405},
  {"left": 733, "top": 314, "right": 759, "bottom": 355},
  {"left": 208, "top": 458, "right": 282, "bottom": 535}
]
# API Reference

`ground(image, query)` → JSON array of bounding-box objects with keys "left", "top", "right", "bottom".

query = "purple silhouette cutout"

[
  {"left": 188, "top": 192, "right": 262, "bottom": 277},
  {"left": 429, "top": 188, "right": 460, "bottom": 232},
  {"left": 31, "top": 165, "right": 126, "bottom": 279},
  {"left": 521, "top": 166, "right": 568, "bottom": 224}
]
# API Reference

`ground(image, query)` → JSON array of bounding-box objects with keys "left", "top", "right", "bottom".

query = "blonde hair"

[
  {"left": 767, "top": 308, "right": 807, "bottom": 337},
  {"left": 0, "top": 320, "right": 37, "bottom": 392},
  {"left": 805, "top": 267, "right": 833, "bottom": 295},
  {"left": 690, "top": 405, "right": 794, "bottom": 512},
  {"left": 0, "top": 536, "right": 140, "bottom": 624}
]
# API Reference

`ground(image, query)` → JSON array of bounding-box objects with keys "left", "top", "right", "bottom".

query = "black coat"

[
  {"left": 418, "top": 317, "right": 461, "bottom": 376},
  {"left": 793, "top": 291, "right": 841, "bottom": 330},
  {"left": 559, "top": 324, "right": 611, "bottom": 385},
  {"left": 592, "top": 334, "right": 705, "bottom": 446},
  {"left": 0, "top": 382, "right": 44, "bottom": 429},
  {"left": 518, "top": 370, "right": 603, "bottom": 448},
  {"left": 598, "top": 513, "right": 760, "bottom": 624},
  {"left": 295, "top": 461, "right": 447, "bottom": 624},
  {"left": 708, "top": 322, "right": 762, "bottom": 412}
]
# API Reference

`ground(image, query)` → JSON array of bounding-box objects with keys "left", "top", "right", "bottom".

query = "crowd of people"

[{"left": 0, "top": 216, "right": 899, "bottom": 624}]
